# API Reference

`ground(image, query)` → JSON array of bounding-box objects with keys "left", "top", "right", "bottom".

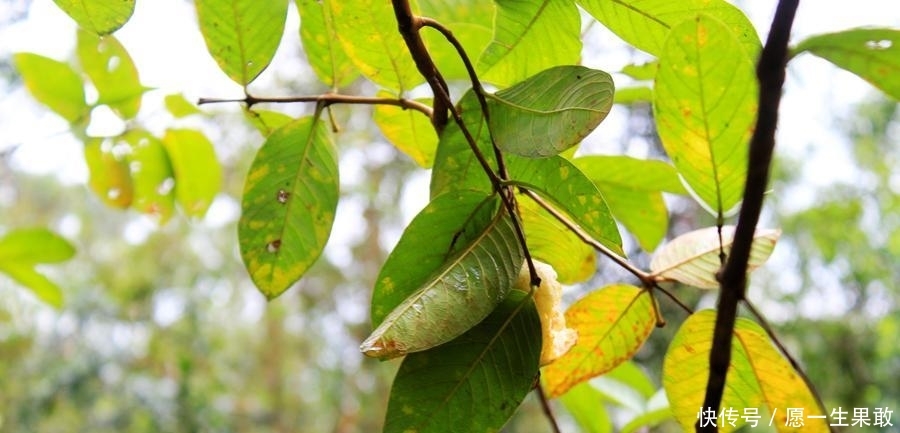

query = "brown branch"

[
  {"left": 700, "top": 1, "right": 800, "bottom": 430},
  {"left": 196, "top": 93, "right": 433, "bottom": 118},
  {"left": 536, "top": 384, "right": 562, "bottom": 433}
]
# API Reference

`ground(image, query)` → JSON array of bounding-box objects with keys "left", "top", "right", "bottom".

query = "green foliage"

[
  {"left": 0, "top": 228, "right": 75, "bottom": 308},
  {"left": 76, "top": 29, "right": 146, "bottom": 119},
  {"left": 13, "top": 53, "right": 87, "bottom": 123},
  {"left": 51, "top": 0, "right": 135, "bottom": 35}
]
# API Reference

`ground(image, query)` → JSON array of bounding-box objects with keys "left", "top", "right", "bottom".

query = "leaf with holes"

[
  {"left": 195, "top": 0, "right": 288, "bottom": 86},
  {"left": 374, "top": 91, "right": 438, "bottom": 167},
  {"left": 14, "top": 53, "right": 88, "bottom": 124},
  {"left": 51, "top": 0, "right": 135, "bottom": 35},
  {"left": 84, "top": 137, "right": 133, "bottom": 209},
  {"left": 487, "top": 65, "right": 614, "bottom": 157},
  {"left": 650, "top": 226, "right": 780, "bottom": 288},
  {"left": 384, "top": 290, "right": 540, "bottom": 433},
  {"left": 793, "top": 28, "right": 900, "bottom": 100},
  {"left": 578, "top": 0, "right": 759, "bottom": 56},
  {"left": 161, "top": 129, "right": 221, "bottom": 217},
  {"left": 654, "top": 14, "right": 757, "bottom": 215},
  {"left": 238, "top": 117, "right": 338, "bottom": 299},
  {"left": 0, "top": 228, "right": 75, "bottom": 308},
  {"left": 543, "top": 284, "right": 656, "bottom": 398},
  {"left": 120, "top": 130, "right": 176, "bottom": 223},
  {"left": 328, "top": 0, "right": 420, "bottom": 91},
  {"left": 663, "top": 310, "right": 827, "bottom": 431},
  {"left": 478, "top": 0, "right": 581, "bottom": 87},
  {"left": 362, "top": 206, "right": 524, "bottom": 359},
  {"left": 296, "top": 0, "right": 359, "bottom": 88},
  {"left": 77, "top": 29, "right": 146, "bottom": 119}
]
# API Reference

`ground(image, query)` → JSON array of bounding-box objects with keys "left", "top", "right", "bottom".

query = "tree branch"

[
  {"left": 700, "top": 1, "right": 800, "bottom": 430},
  {"left": 196, "top": 93, "right": 433, "bottom": 118}
]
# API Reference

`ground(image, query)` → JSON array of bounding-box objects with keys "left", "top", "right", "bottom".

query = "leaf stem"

[
  {"left": 196, "top": 93, "right": 434, "bottom": 118},
  {"left": 701, "top": 0, "right": 800, "bottom": 429},
  {"left": 536, "top": 384, "right": 562, "bottom": 433}
]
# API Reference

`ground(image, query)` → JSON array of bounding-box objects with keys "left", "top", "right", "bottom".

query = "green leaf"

[
  {"left": 517, "top": 194, "right": 595, "bottom": 284},
  {"left": 604, "top": 361, "right": 657, "bottom": 399},
  {"left": 120, "top": 130, "right": 176, "bottom": 223},
  {"left": 51, "top": 0, "right": 135, "bottom": 35},
  {"left": 487, "top": 65, "right": 614, "bottom": 157},
  {"left": 543, "top": 285, "right": 656, "bottom": 397},
  {"left": 77, "top": 29, "right": 145, "bottom": 119},
  {"left": 508, "top": 155, "right": 622, "bottom": 254},
  {"left": 574, "top": 155, "right": 685, "bottom": 251},
  {"left": 663, "top": 310, "right": 828, "bottom": 432},
  {"left": 793, "top": 28, "right": 900, "bottom": 100},
  {"left": 384, "top": 291, "right": 541, "bottom": 433},
  {"left": 296, "top": 0, "right": 359, "bottom": 88},
  {"left": 654, "top": 14, "right": 757, "bottom": 215},
  {"left": 579, "top": 0, "right": 759, "bottom": 57},
  {"left": 328, "top": 0, "right": 420, "bottom": 91},
  {"left": 621, "top": 61, "right": 658, "bottom": 81},
  {"left": 419, "top": 0, "right": 495, "bottom": 80},
  {"left": 362, "top": 205, "right": 525, "bottom": 359},
  {"left": 244, "top": 109, "right": 295, "bottom": 137},
  {"left": 0, "top": 228, "right": 75, "bottom": 265},
  {"left": 14, "top": 53, "right": 87, "bottom": 123},
  {"left": 195, "top": 0, "right": 288, "bottom": 86},
  {"left": 614, "top": 86, "right": 653, "bottom": 105},
  {"left": 0, "top": 265, "right": 65, "bottom": 308},
  {"left": 161, "top": 129, "right": 221, "bottom": 217},
  {"left": 430, "top": 91, "right": 495, "bottom": 197},
  {"left": 373, "top": 91, "right": 438, "bottom": 167},
  {"left": 649, "top": 226, "right": 780, "bottom": 289},
  {"left": 478, "top": 0, "right": 581, "bottom": 88},
  {"left": 164, "top": 94, "right": 203, "bottom": 118},
  {"left": 621, "top": 390, "right": 673, "bottom": 433},
  {"left": 558, "top": 382, "right": 614, "bottom": 433},
  {"left": 84, "top": 137, "right": 134, "bottom": 209},
  {"left": 238, "top": 117, "right": 338, "bottom": 299}
]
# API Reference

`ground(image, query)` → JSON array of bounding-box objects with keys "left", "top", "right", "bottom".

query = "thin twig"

[
  {"left": 536, "top": 384, "right": 562, "bottom": 433},
  {"left": 652, "top": 284, "right": 695, "bottom": 315},
  {"left": 197, "top": 93, "right": 433, "bottom": 118},
  {"left": 743, "top": 300, "right": 833, "bottom": 430},
  {"left": 700, "top": 1, "right": 800, "bottom": 430}
]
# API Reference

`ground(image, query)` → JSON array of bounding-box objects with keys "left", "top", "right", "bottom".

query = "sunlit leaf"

[
  {"left": 84, "top": 137, "right": 134, "bottom": 209},
  {"left": 663, "top": 310, "right": 828, "bottom": 432},
  {"left": 604, "top": 361, "right": 657, "bottom": 399},
  {"left": 373, "top": 91, "right": 438, "bottom": 167},
  {"left": 558, "top": 382, "right": 614, "bottom": 433},
  {"left": 621, "top": 61, "right": 658, "bottom": 81},
  {"left": 244, "top": 109, "right": 295, "bottom": 137},
  {"left": 621, "top": 390, "right": 673, "bottom": 433},
  {"left": 614, "top": 86, "right": 653, "bottom": 105},
  {"left": 654, "top": 14, "right": 757, "bottom": 215},
  {"left": 793, "top": 28, "right": 900, "bottom": 100},
  {"left": 487, "top": 65, "right": 614, "bottom": 157},
  {"left": 238, "top": 117, "right": 338, "bottom": 299},
  {"left": 328, "top": 0, "right": 420, "bottom": 91},
  {"left": 161, "top": 129, "right": 221, "bottom": 217},
  {"left": 579, "top": 0, "right": 759, "bottom": 56},
  {"left": 543, "top": 284, "right": 656, "bottom": 397},
  {"left": 51, "top": 0, "right": 135, "bottom": 35},
  {"left": 518, "top": 194, "right": 595, "bottom": 284},
  {"left": 478, "top": 0, "right": 581, "bottom": 88},
  {"left": 14, "top": 53, "right": 87, "bottom": 123},
  {"left": 384, "top": 291, "right": 540, "bottom": 433},
  {"left": 77, "top": 29, "right": 145, "bottom": 119},
  {"left": 0, "top": 228, "right": 76, "bottom": 265},
  {"left": 164, "top": 94, "right": 203, "bottom": 118},
  {"left": 362, "top": 205, "right": 524, "bottom": 359},
  {"left": 370, "top": 190, "right": 498, "bottom": 325},
  {"left": 419, "top": 0, "right": 495, "bottom": 80},
  {"left": 574, "top": 155, "right": 685, "bottom": 251},
  {"left": 508, "top": 154, "right": 622, "bottom": 254},
  {"left": 649, "top": 226, "right": 780, "bottom": 288},
  {"left": 120, "top": 130, "right": 176, "bottom": 222},
  {"left": 0, "top": 265, "right": 65, "bottom": 308},
  {"left": 195, "top": 0, "right": 288, "bottom": 86},
  {"left": 296, "top": 0, "right": 359, "bottom": 88}
]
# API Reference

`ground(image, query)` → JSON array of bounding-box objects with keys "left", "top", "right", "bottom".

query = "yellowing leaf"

[
  {"left": 793, "top": 28, "right": 900, "bottom": 100},
  {"left": 543, "top": 284, "right": 656, "bottom": 397},
  {"left": 654, "top": 14, "right": 757, "bottom": 215},
  {"left": 478, "top": 0, "right": 581, "bottom": 87},
  {"left": 51, "top": 0, "right": 135, "bottom": 35},
  {"left": 663, "top": 310, "right": 828, "bottom": 432},
  {"left": 84, "top": 137, "right": 134, "bottom": 209},
  {"left": 120, "top": 130, "right": 176, "bottom": 222},
  {"left": 518, "top": 195, "right": 595, "bottom": 284},
  {"left": 14, "top": 53, "right": 87, "bottom": 123},
  {"left": 238, "top": 117, "right": 338, "bottom": 299},
  {"left": 650, "top": 226, "right": 780, "bottom": 288},
  {"left": 195, "top": 0, "right": 288, "bottom": 86},
  {"left": 161, "top": 129, "right": 221, "bottom": 217},
  {"left": 373, "top": 91, "right": 437, "bottom": 167}
]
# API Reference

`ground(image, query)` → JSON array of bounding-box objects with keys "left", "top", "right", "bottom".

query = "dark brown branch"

[
  {"left": 196, "top": 93, "right": 433, "bottom": 118},
  {"left": 536, "top": 384, "right": 562, "bottom": 433},
  {"left": 700, "top": 1, "right": 800, "bottom": 430},
  {"left": 390, "top": 0, "right": 450, "bottom": 132}
]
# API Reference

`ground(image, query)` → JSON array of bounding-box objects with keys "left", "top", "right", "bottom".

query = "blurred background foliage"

[{"left": 1, "top": 2, "right": 898, "bottom": 433}]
